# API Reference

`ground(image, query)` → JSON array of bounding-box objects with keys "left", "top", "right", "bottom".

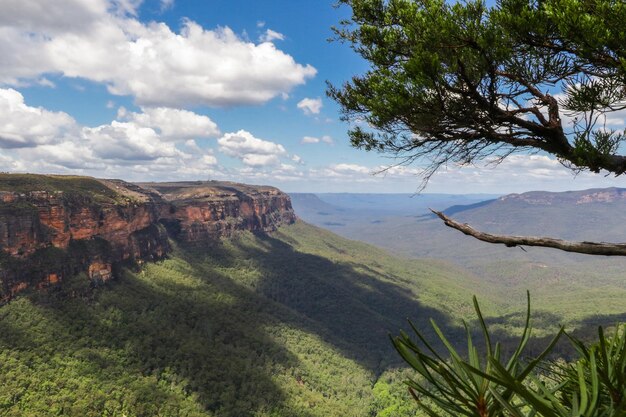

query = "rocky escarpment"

[
  {"left": 0, "top": 174, "right": 296, "bottom": 301},
  {"left": 140, "top": 181, "right": 296, "bottom": 242}
]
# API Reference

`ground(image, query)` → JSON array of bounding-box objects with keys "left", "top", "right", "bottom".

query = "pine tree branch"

[{"left": 431, "top": 209, "right": 626, "bottom": 256}]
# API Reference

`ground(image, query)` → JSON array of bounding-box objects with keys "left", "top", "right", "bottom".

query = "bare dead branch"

[{"left": 431, "top": 209, "right": 626, "bottom": 256}]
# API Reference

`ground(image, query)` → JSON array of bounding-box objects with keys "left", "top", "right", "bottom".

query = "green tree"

[{"left": 329, "top": 0, "right": 626, "bottom": 255}]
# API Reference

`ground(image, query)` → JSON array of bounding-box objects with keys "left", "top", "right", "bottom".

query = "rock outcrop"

[
  {"left": 140, "top": 181, "right": 296, "bottom": 242},
  {"left": 0, "top": 174, "right": 296, "bottom": 301}
]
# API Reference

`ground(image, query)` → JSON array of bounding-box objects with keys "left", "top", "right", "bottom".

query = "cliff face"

[
  {"left": 140, "top": 181, "right": 296, "bottom": 242},
  {"left": 0, "top": 175, "right": 296, "bottom": 301}
]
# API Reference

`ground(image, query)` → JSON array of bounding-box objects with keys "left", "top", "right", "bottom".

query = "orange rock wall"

[
  {"left": 0, "top": 191, "right": 160, "bottom": 259},
  {"left": 0, "top": 182, "right": 296, "bottom": 301},
  {"left": 163, "top": 193, "right": 296, "bottom": 242}
]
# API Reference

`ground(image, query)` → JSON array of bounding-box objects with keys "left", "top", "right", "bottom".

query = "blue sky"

[{"left": 2, "top": 0, "right": 626, "bottom": 193}]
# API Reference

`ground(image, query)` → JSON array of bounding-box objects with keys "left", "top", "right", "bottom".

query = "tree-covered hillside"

[
  {"left": 0, "top": 220, "right": 617, "bottom": 416},
  {"left": 0, "top": 221, "right": 492, "bottom": 417}
]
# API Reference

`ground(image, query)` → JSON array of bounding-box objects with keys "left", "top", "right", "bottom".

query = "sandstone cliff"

[
  {"left": 140, "top": 181, "right": 296, "bottom": 242},
  {"left": 0, "top": 174, "right": 296, "bottom": 301}
]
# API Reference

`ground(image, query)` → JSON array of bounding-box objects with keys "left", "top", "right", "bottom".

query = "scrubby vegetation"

[
  {"left": 0, "top": 173, "right": 142, "bottom": 206},
  {"left": 0, "top": 174, "right": 116, "bottom": 198}
]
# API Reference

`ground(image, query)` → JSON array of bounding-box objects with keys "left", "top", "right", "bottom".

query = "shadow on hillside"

[
  {"left": 182, "top": 233, "right": 467, "bottom": 374},
  {"left": 1, "top": 266, "right": 319, "bottom": 417},
  {"left": 7, "top": 228, "right": 602, "bottom": 416},
  {"left": 182, "top": 233, "right": 592, "bottom": 371},
  {"left": 484, "top": 310, "right": 575, "bottom": 359},
  {"left": 568, "top": 312, "right": 626, "bottom": 345}
]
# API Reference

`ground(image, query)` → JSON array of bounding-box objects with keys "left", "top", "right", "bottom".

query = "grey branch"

[{"left": 431, "top": 209, "right": 626, "bottom": 256}]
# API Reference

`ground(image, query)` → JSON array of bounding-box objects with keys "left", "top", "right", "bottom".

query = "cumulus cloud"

[
  {"left": 259, "top": 29, "right": 284, "bottom": 43},
  {"left": 82, "top": 121, "right": 181, "bottom": 161},
  {"left": 0, "top": 88, "right": 76, "bottom": 148},
  {"left": 160, "top": 0, "right": 174, "bottom": 11},
  {"left": 0, "top": 0, "right": 106, "bottom": 33},
  {"left": 0, "top": 2, "right": 317, "bottom": 107},
  {"left": 301, "top": 136, "right": 319, "bottom": 144},
  {"left": 301, "top": 135, "right": 333, "bottom": 145},
  {"left": 0, "top": 87, "right": 312, "bottom": 182},
  {"left": 109, "top": 0, "right": 143, "bottom": 16},
  {"left": 0, "top": 87, "right": 222, "bottom": 179},
  {"left": 297, "top": 97, "right": 323, "bottom": 115},
  {"left": 218, "top": 130, "right": 286, "bottom": 167},
  {"left": 119, "top": 106, "right": 220, "bottom": 141},
  {"left": 241, "top": 154, "right": 281, "bottom": 167},
  {"left": 329, "top": 163, "right": 371, "bottom": 175}
]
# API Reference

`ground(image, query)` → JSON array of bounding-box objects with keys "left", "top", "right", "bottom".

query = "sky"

[{"left": 2, "top": 0, "right": 626, "bottom": 194}]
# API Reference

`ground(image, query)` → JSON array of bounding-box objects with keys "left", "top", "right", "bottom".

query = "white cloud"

[
  {"left": 218, "top": 130, "right": 286, "bottom": 166},
  {"left": 0, "top": 0, "right": 106, "bottom": 33},
  {"left": 329, "top": 163, "right": 371, "bottom": 175},
  {"left": 0, "top": 88, "right": 76, "bottom": 148},
  {"left": 160, "top": 0, "right": 174, "bottom": 11},
  {"left": 297, "top": 97, "right": 323, "bottom": 115},
  {"left": 242, "top": 154, "right": 280, "bottom": 167},
  {"left": 200, "top": 154, "right": 218, "bottom": 166},
  {"left": 259, "top": 29, "right": 284, "bottom": 43},
  {"left": 301, "top": 136, "right": 319, "bottom": 144},
  {"left": 120, "top": 106, "right": 220, "bottom": 141},
  {"left": 0, "top": 87, "right": 221, "bottom": 179},
  {"left": 184, "top": 139, "right": 202, "bottom": 152},
  {"left": 82, "top": 121, "right": 181, "bottom": 161},
  {"left": 301, "top": 135, "right": 333, "bottom": 145},
  {"left": 0, "top": 4, "right": 317, "bottom": 107},
  {"left": 109, "top": 0, "right": 143, "bottom": 16},
  {"left": 0, "top": 88, "right": 316, "bottom": 182},
  {"left": 5, "top": 87, "right": 626, "bottom": 193}
]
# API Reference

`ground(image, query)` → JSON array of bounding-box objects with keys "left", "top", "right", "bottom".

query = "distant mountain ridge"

[
  {"left": 292, "top": 187, "right": 626, "bottom": 321},
  {"left": 439, "top": 187, "right": 626, "bottom": 241},
  {"left": 498, "top": 187, "right": 626, "bottom": 205},
  {"left": 440, "top": 187, "right": 626, "bottom": 218}
]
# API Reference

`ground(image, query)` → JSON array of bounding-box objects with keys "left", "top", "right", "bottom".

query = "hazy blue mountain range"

[
  {"left": 291, "top": 188, "right": 626, "bottom": 319},
  {"left": 289, "top": 192, "right": 499, "bottom": 228}
]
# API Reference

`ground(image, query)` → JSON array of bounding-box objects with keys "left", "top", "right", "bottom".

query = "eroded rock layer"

[
  {"left": 0, "top": 175, "right": 296, "bottom": 301},
  {"left": 140, "top": 181, "right": 296, "bottom": 242}
]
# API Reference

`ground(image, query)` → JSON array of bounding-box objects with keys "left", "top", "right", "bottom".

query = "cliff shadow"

[
  {"left": 179, "top": 232, "right": 468, "bottom": 374},
  {"left": 0, "top": 264, "right": 319, "bottom": 417},
  {"left": 178, "top": 231, "right": 609, "bottom": 372}
]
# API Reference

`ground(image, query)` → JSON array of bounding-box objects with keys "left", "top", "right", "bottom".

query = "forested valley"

[{"left": 1, "top": 217, "right": 621, "bottom": 416}]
